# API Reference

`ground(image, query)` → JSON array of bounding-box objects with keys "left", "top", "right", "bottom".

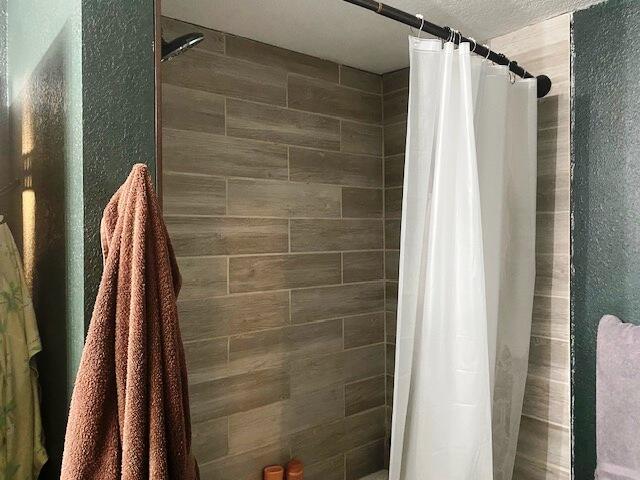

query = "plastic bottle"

[
  {"left": 264, "top": 465, "right": 284, "bottom": 480},
  {"left": 286, "top": 459, "right": 303, "bottom": 480}
]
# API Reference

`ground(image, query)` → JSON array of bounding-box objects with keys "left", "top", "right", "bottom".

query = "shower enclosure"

[{"left": 161, "top": 12, "right": 570, "bottom": 480}]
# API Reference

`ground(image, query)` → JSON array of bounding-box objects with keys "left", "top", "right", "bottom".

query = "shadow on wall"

[
  {"left": 571, "top": 87, "right": 593, "bottom": 479},
  {"left": 10, "top": 23, "right": 74, "bottom": 478}
]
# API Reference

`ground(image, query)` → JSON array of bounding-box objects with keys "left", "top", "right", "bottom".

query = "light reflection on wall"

[{"left": 21, "top": 105, "right": 34, "bottom": 291}]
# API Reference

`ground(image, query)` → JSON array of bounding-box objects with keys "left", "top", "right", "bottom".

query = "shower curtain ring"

[
  {"left": 507, "top": 61, "right": 515, "bottom": 83},
  {"left": 415, "top": 14, "right": 425, "bottom": 39},
  {"left": 510, "top": 61, "right": 518, "bottom": 83},
  {"left": 376, "top": 2, "right": 383, "bottom": 13},
  {"left": 447, "top": 29, "right": 457, "bottom": 44},
  {"left": 482, "top": 44, "right": 491, "bottom": 60},
  {"left": 448, "top": 29, "right": 463, "bottom": 46},
  {"left": 468, "top": 37, "right": 477, "bottom": 52}
]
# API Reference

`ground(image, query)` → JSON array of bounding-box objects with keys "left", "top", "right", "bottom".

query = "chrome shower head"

[{"left": 161, "top": 32, "right": 204, "bottom": 62}]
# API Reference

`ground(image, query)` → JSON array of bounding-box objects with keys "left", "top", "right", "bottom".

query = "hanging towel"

[
  {"left": 596, "top": 315, "right": 640, "bottom": 480},
  {"left": 61, "top": 164, "right": 198, "bottom": 480},
  {"left": 0, "top": 221, "right": 48, "bottom": 479}
]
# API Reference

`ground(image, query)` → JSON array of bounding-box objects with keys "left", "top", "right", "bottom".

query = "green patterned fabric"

[{"left": 0, "top": 223, "right": 47, "bottom": 479}]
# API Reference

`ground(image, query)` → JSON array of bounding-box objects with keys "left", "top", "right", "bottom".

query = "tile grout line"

[
  {"left": 226, "top": 257, "right": 230, "bottom": 295},
  {"left": 167, "top": 213, "right": 384, "bottom": 220},
  {"left": 177, "top": 249, "right": 385, "bottom": 260},
  {"left": 222, "top": 76, "right": 233, "bottom": 431},
  {"left": 184, "top": 318, "right": 388, "bottom": 347},
  {"left": 515, "top": 451, "right": 571, "bottom": 474},
  {"left": 224, "top": 178, "right": 228, "bottom": 215},
  {"left": 286, "top": 71, "right": 290, "bottom": 108},
  {"left": 380, "top": 76, "right": 389, "bottom": 432},
  {"left": 225, "top": 90, "right": 383, "bottom": 126},
  {"left": 223, "top": 97, "right": 228, "bottom": 137},
  {"left": 343, "top": 451, "right": 347, "bottom": 480},
  {"left": 164, "top": 169, "right": 384, "bottom": 190},
  {"left": 164, "top": 125, "right": 383, "bottom": 160},
  {"left": 521, "top": 412, "right": 571, "bottom": 430},
  {"left": 530, "top": 333, "right": 571, "bottom": 344},
  {"left": 526, "top": 371, "right": 571, "bottom": 386},
  {"left": 344, "top": 372, "right": 387, "bottom": 388},
  {"left": 381, "top": 81, "right": 388, "bottom": 422}
]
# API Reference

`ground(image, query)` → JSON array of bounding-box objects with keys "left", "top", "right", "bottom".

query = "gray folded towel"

[{"left": 596, "top": 315, "right": 640, "bottom": 480}]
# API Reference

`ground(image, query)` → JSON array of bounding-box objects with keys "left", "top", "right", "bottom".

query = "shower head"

[{"left": 161, "top": 32, "right": 204, "bottom": 62}]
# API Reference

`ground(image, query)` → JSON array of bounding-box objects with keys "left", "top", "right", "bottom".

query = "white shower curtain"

[{"left": 389, "top": 38, "right": 537, "bottom": 480}]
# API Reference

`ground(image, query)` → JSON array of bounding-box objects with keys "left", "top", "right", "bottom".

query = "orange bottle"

[
  {"left": 286, "top": 459, "right": 303, "bottom": 480},
  {"left": 264, "top": 465, "right": 284, "bottom": 480}
]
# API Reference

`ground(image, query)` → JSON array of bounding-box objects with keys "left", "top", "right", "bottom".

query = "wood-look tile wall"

[
  {"left": 161, "top": 17, "right": 387, "bottom": 480},
  {"left": 491, "top": 14, "right": 571, "bottom": 479},
  {"left": 380, "top": 67, "right": 408, "bottom": 465}
]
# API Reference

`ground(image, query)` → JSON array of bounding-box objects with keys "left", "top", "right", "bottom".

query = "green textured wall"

[
  {"left": 6, "top": 0, "right": 156, "bottom": 476},
  {"left": 572, "top": 0, "right": 640, "bottom": 476},
  {"left": 81, "top": 0, "right": 156, "bottom": 326}
]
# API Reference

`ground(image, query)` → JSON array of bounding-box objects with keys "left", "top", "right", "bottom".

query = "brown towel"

[{"left": 61, "top": 164, "right": 198, "bottom": 479}]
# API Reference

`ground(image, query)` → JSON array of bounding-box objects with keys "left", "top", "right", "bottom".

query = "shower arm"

[{"left": 342, "top": 0, "right": 552, "bottom": 98}]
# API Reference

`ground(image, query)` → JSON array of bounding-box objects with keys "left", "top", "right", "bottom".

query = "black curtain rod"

[{"left": 343, "top": 0, "right": 552, "bottom": 98}]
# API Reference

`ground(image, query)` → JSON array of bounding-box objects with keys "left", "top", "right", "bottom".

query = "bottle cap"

[{"left": 264, "top": 465, "right": 284, "bottom": 480}]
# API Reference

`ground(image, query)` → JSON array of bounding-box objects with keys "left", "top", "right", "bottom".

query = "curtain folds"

[{"left": 389, "top": 38, "right": 537, "bottom": 480}]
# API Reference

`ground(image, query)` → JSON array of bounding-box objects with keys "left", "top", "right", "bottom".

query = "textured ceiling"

[{"left": 162, "top": 0, "right": 600, "bottom": 73}]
